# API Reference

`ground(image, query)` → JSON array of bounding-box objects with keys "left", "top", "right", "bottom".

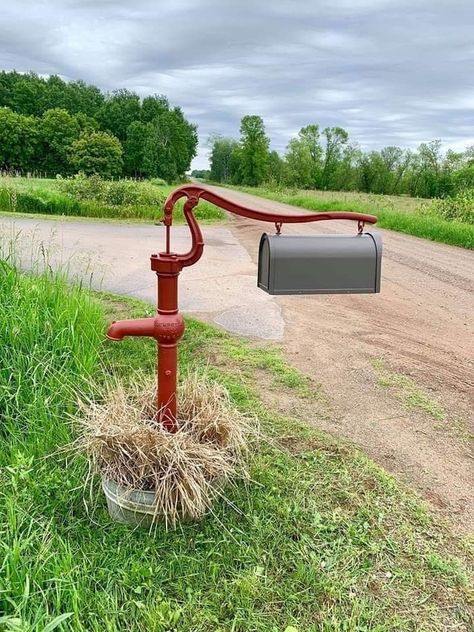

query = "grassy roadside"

[
  {"left": 210, "top": 183, "right": 474, "bottom": 249},
  {"left": 0, "top": 176, "right": 224, "bottom": 224},
  {"left": 0, "top": 264, "right": 473, "bottom": 630},
  {"left": 0, "top": 208, "right": 221, "bottom": 226}
]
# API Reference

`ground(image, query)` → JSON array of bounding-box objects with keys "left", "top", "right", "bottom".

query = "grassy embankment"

[
  {"left": 0, "top": 176, "right": 224, "bottom": 224},
  {"left": 211, "top": 183, "right": 474, "bottom": 249},
  {"left": 0, "top": 254, "right": 473, "bottom": 630}
]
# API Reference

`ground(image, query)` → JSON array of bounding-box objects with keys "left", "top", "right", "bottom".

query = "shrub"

[
  {"left": 149, "top": 177, "right": 168, "bottom": 187},
  {"left": 420, "top": 188, "right": 474, "bottom": 224},
  {"left": 69, "top": 131, "right": 123, "bottom": 178},
  {"left": 58, "top": 173, "right": 106, "bottom": 201},
  {"left": 58, "top": 174, "right": 166, "bottom": 208}
]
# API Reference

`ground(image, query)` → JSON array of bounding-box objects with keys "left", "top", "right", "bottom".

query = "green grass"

[
  {"left": 373, "top": 207, "right": 474, "bottom": 249},
  {"left": 0, "top": 176, "right": 224, "bottom": 224},
  {"left": 372, "top": 359, "right": 445, "bottom": 420},
  {"left": 213, "top": 183, "right": 474, "bottom": 249},
  {"left": 0, "top": 261, "right": 473, "bottom": 630}
]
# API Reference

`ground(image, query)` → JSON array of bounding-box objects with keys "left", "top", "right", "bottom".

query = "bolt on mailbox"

[{"left": 258, "top": 232, "right": 382, "bottom": 295}]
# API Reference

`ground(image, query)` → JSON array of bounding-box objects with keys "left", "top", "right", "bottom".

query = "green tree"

[
  {"left": 124, "top": 121, "right": 149, "bottom": 177},
  {"left": 267, "top": 150, "right": 286, "bottom": 186},
  {"left": 69, "top": 131, "right": 123, "bottom": 177},
  {"left": 321, "top": 126, "right": 349, "bottom": 189},
  {"left": 64, "top": 79, "right": 104, "bottom": 117},
  {"left": 0, "top": 71, "right": 104, "bottom": 118},
  {"left": 453, "top": 164, "right": 474, "bottom": 191},
  {"left": 142, "top": 117, "right": 177, "bottom": 182},
  {"left": 285, "top": 125, "right": 322, "bottom": 188},
  {"left": 300, "top": 124, "right": 322, "bottom": 186},
  {"left": 0, "top": 107, "right": 38, "bottom": 171},
  {"left": 74, "top": 112, "right": 99, "bottom": 133},
  {"left": 209, "top": 136, "right": 239, "bottom": 182},
  {"left": 97, "top": 89, "right": 141, "bottom": 141},
  {"left": 379, "top": 146, "right": 412, "bottom": 194},
  {"left": 141, "top": 109, "right": 197, "bottom": 182},
  {"left": 0, "top": 70, "right": 18, "bottom": 110},
  {"left": 43, "top": 74, "right": 70, "bottom": 112},
  {"left": 190, "top": 169, "right": 210, "bottom": 179},
  {"left": 39, "top": 108, "right": 81, "bottom": 175},
  {"left": 141, "top": 95, "right": 170, "bottom": 123},
  {"left": 0, "top": 71, "right": 197, "bottom": 180},
  {"left": 230, "top": 145, "right": 243, "bottom": 184},
  {"left": 171, "top": 107, "right": 198, "bottom": 176},
  {"left": 409, "top": 140, "right": 444, "bottom": 198},
  {"left": 465, "top": 145, "right": 474, "bottom": 166},
  {"left": 285, "top": 136, "right": 313, "bottom": 188},
  {"left": 10, "top": 73, "right": 46, "bottom": 117},
  {"left": 239, "top": 115, "right": 269, "bottom": 185},
  {"left": 335, "top": 142, "right": 360, "bottom": 191},
  {"left": 357, "top": 151, "right": 381, "bottom": 193},
  {"left": 451, "top": 146, "right": 474, "bottom": 192}
]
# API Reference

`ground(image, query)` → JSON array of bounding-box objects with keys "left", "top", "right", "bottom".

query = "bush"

[
  {"left": 149, "top": 177, "right": 168, "bottom": 187},
  {"left": 453, "top": 165, "right": 474, "bottom": 192},
  {"left": 420, "top": 188, "right": 474, "bottom": 224},
  {"left": 69, "top": 131, "right": 123, "bottom": 178},
  {"left": 58, "top": 174, "right": 166, "bottom": 208}
]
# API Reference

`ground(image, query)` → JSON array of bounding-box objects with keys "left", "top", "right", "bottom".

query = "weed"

[{"left": 372, "top": 359, "right": 445, "bottom": 420}]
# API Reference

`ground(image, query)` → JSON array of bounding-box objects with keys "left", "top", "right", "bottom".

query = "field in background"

[
  {"left": 0, "top": 250, "right": 472, "bottom": 630},
  {"left": 237, "top": 186, "right": 427, "bottom": 214},
  {"left": 0, "top": 175, "right": 224, "bottom": 223},
  {"left": 211, "top": 183, "right": 474, "bottom": 249}
]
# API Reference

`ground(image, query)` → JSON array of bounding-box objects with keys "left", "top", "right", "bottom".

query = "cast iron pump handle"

[{"left": 162, "top": 184, "right": 377, "bottom": 268}]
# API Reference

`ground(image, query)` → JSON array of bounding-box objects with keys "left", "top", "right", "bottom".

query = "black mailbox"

[{"left": 258, "top": 232, "right": 382, "bottom": 295}]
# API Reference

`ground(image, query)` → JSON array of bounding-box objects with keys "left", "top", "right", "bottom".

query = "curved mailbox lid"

[{"left": 258, "top": 231, "right": 382, "bottom": 295}]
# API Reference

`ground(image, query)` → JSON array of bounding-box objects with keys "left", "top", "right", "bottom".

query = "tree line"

[
  {"left": 0, "top": 71, "right": 198, "bottom": 181},
  {"left": 205, "top": 116, "right": 474, "bottom": 198}
]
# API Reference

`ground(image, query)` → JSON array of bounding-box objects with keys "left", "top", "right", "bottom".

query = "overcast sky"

[{"left": 1, "top": 0, "right": 473, "bottom": 168}]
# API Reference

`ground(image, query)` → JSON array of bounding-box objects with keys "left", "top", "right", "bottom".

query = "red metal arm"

[{"left": 163, "top": 184, "right": 377, "bottom": 267}]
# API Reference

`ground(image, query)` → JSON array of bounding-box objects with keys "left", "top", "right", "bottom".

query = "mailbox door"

[{"left": 258, "top": 232, "right": 382, "bottom": 295}]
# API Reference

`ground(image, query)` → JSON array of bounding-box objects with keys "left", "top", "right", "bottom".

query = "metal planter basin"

[{"left": 101, "top": 476, "right": 160, "bottom": 528}]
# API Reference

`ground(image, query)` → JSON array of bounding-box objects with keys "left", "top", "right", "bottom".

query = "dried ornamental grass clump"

[{"left": 76, "top": 372, "right": 257, "bottom": 526}]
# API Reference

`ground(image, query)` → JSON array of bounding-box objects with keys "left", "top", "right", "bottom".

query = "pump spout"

[{"left": 106, "top": 317, "right": 157, "bottom": 341}]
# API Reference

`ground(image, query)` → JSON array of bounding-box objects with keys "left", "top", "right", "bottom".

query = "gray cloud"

[{"left": 1, "top": 0, "right": 473, "bottom": 167}]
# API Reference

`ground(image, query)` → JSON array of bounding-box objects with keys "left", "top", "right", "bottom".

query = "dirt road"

[{"left": 203, "top": 184, "right": 474, "bottom": 534}]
